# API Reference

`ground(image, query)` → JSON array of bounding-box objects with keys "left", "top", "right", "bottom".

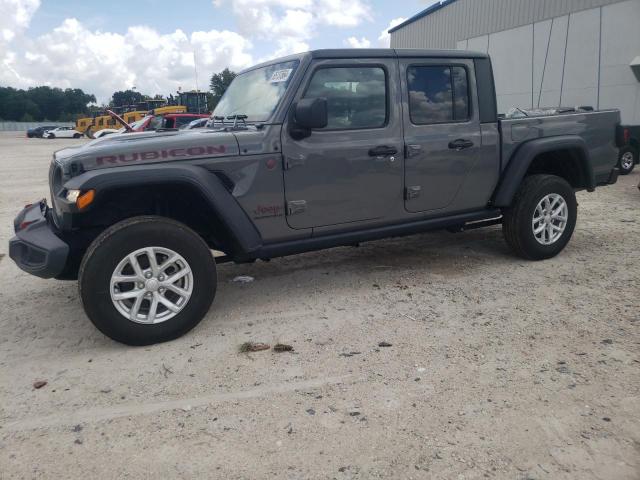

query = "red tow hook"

[{"left": 18, "top": 220, "right": 36, "bottom": 231}]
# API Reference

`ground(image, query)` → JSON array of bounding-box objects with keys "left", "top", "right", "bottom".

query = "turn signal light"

[{"left": 76, "top": 190, "right": 95, "bottom": 210}]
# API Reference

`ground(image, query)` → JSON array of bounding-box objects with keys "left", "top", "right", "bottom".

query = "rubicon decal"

[
  {"left": 96, "top": 145, "right": 227, "bottom": 165},
  {"left": 253, "top": 204, "right": 284, "bottom": 219}
]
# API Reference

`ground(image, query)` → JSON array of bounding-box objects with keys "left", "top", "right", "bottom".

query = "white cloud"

[
  {"left": 344, "top": 36, "right": 371, "bottom": 48},
  {"left": 0, "top": 0, "right": 379, "bottom": 104},
  {"left": 270, "top": 38, "right": 310, "bottom": 58},
  {"left": 214, "top": 0, "right": 374, "bottom": 75},
  {"left": 1, "top": 15, "right": 254, "bottom": 103},
  {"left": 377, "top": 16, "right": 406, "bottom": 47},
  {"left": 317, "top": 0, "right": 371, "bottom": 27},
  {"left": 0, "top": 0, "right": 39, "bottom": 42},
  {"left": 214, "top": 0, "right": 371, "bottom": 57},
  {"left": 215, "top": 0, "right": 315, "bottom": 40}
]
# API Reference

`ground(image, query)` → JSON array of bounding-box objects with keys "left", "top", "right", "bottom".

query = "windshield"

[{"left": 213, "top": 60, "right": 299, "bottom": 123}]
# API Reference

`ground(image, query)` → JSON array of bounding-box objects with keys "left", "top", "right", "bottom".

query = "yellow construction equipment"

[{"left": 76, "top": 105, "right": 188, "bottom": 134}]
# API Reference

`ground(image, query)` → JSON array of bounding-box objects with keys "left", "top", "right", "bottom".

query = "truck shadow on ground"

[
  {"left": 1, "top": 226, "right": 514, "bottom": 351},
  {"left": 217, "top": 226, "right": 510, "bottom": 282}
]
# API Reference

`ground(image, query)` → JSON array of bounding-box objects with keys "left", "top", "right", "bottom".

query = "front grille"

[{"left": 48, "top": 161, "right": 64, "bottom": 228}]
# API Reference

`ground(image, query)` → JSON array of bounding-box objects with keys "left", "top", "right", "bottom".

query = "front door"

[
  {"left": 281, "top": 59, "right": 403, "bottom": 230},
  {"left": 399, "top": 58, "right": 482, "bottom": 213}
]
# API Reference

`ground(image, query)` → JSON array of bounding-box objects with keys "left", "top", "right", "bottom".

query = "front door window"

[{"left": 304, "top": 67, "right": 387, "bottom": 130}]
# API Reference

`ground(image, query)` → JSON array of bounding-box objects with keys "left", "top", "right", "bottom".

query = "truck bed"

[{"left": 499, "top": 109, "right": 621, "bottom": 184}]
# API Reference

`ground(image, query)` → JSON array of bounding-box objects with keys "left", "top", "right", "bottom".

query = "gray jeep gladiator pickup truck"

[{"left": 9, "top": 49, "right": 623, "bottom": 345}]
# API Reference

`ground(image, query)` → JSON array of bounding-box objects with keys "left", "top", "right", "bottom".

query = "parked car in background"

[
  {"left": 181, "top": 117, "right": 209, "bottom": 129},
  {"left": 26, "top": 125, "right": 58, "bottom": 138},
  {"left": 44, "top": 127, "right": 83, "bottom": 139},
  {"left": 136, "top": 113, "right": 210, "bottom": 130},
  {"left": 618, "top": 126, "right": 639, "bottom": 175},
  {"left": 91, "top": 111, "right": 211, "bottom": 138},
  {"left": 92, "top": 128, "right": 120, "bottom": 139}
]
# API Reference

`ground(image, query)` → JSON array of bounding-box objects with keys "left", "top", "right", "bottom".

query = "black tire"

[
  {"left": 502, "top": 174, "right": 577, "bottom": 260},
  {"left": 618, "top": 146, "right": 637, "bottom": 175},
  {"left": 73, "top": 133, "right": 81, "bottom": 138},
  {"left": 48, "top": 134, "right": 55, "bottom": 139},
  {"left": 79, "top": 216, "right": 217, "bottom": 345}
]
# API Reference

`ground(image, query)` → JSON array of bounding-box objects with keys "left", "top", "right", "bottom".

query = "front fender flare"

[
  {"left": 493, "top": 135, "right": 595, "bottom": 207},
  {"left": 63, "top": 163, "right": 262, "bottom": 255}
]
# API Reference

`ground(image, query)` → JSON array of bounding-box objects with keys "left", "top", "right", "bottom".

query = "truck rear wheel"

[
  {"left": 502, "top": 174, "right": 577, "bottom": 260},
  {"left": 79, "top": 216, "right": 217, "bottom": 345}
]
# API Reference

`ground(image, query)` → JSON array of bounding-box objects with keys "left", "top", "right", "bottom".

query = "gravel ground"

[{"left": 0, "top": 131, "right": 638, "bottom": 479}]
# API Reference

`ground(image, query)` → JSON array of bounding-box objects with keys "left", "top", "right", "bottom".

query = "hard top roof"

[
  {"left": 310, "top": 48, "right": 488, "bottom": 59},
  {"left": 242, "top": 48, "right": 488, "bottom": 73}
]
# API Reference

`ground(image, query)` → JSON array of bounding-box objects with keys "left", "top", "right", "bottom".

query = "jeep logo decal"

[{"left": 96, "top": 145, "right": 226, "bottom": 165}]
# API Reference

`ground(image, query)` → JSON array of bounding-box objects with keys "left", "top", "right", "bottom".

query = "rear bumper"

[{"left": 9, "top": 200, "right": 70, "bottom": 279}]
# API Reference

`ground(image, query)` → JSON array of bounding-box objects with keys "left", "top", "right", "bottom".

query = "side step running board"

[
  {"left": 447, "top": 216, "right": 503, "bottom": 233},
  {"left": 257, "top": 209, "right": 502, "bottom": 260}
]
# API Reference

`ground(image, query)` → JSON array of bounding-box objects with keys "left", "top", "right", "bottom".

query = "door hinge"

[
  {"left": 405, "top": 144, "right": 422, "bottom": 158},
  {"left": 287, "top": 200, "right": 307, "bottom": 215},
  {"left": 405, "top": 186, "right": 421, "bottom": 200},
  {"left": 284, "top": 155, "right": 305, "bottom": 170}
]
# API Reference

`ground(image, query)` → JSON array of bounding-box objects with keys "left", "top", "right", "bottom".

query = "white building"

[{"left": 390, "top": 0, "right": 640, "bottom": 128}]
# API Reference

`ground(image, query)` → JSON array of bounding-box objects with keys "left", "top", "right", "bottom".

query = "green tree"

[
  {"left": 209, "top": 68, "right": 236, "bottom": 109},
  {"left": 111, "top": 89, "right": 144, "bottom": 108},
  {"left": 0, "top": 85, "right": 95, "bottom": 121}
]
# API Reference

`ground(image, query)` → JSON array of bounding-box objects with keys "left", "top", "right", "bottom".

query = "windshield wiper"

[{"left": 211, "top": 114, "right": 250, "bottom": 129}]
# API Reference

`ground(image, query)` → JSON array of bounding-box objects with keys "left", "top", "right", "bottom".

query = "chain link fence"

[{"left": 0, "top": 121, "right": 74, "bottom": 132}]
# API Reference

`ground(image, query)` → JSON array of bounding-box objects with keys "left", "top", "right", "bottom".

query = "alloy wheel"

[
  {"left": 109, "top": 246, "right": 193, "bottom": 324},
  {"left": 532, "top": 193, "right": 568, "bottom": 245}
]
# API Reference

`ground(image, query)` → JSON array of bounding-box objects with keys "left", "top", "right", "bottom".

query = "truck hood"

[{"left": 53, "top": 129, "right": 240, "bottom": 174}]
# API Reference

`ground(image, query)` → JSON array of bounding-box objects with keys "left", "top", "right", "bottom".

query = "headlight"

[
  {"left": 66, "top": 189, "right": 95, "bottom": 209},
  {"left": 66, "top": 189, "right": 81, "bottom": 202}
]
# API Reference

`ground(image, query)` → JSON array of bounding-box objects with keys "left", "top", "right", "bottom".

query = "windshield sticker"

[{"left": 269, "top": 69, "right": 293, "bottom": 83}]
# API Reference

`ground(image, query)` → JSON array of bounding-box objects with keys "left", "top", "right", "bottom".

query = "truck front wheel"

[
  {"left": 78, "top": 216, "right": 217, "bottom": 345},
  {"left": 502, "top": 174, "right": 577, "bottom": 260}
]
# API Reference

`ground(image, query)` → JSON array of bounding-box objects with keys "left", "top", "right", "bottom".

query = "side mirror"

[{"left": 294, "top": 97, "right": 328, "bottom": 129}]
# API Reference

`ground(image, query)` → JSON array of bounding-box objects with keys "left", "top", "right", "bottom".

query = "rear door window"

[{"left": 407, "top": 65, "right": 470, "bottom": 124}]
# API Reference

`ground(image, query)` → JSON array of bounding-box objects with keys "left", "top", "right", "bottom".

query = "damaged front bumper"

[{"left": 9, "top": 200, "right": 70, "bottom": 279}]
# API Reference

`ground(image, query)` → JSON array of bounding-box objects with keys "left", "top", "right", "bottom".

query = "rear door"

[
  {"left": 399, "top": 58, "right": 481, "bottom": 213},
  {"left": 281, "top": 58, "right": 403, "bottom": 229}
]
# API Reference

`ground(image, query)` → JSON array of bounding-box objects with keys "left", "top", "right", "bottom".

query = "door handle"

[
  {"left": 448, "top": 139, "right": 474, "bottom": 151},
  {"left": 368, "top": 145, "right": 398, "bottom": 157}
]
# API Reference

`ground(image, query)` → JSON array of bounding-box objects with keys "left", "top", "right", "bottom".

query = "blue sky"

[{"left": 1, "top": 0, "right": 438, "bottom": 102}]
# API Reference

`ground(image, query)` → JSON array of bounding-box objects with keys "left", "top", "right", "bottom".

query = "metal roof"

[{"left": 388, "top": 0, "right": 459, "bottom": 34}]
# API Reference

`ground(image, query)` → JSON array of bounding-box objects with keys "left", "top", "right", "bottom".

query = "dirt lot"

[{"left": 0, "top": 131, "right": 638, "bottom": 479}]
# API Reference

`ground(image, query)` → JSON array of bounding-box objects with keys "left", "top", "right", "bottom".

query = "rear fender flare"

[
  {"left": 63, "top": 163, "right": 262, "bottom": 254},
  {"left": 493, "top": 136, "right": 594, "bottom": 207}
]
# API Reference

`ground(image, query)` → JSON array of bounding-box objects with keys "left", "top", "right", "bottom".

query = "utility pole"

[{"left": 193, "top": 51, "right": 201, "bottom": 113}]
